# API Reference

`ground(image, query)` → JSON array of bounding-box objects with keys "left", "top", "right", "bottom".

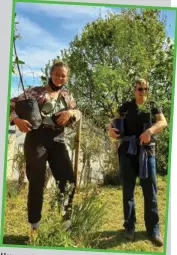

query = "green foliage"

[
  {"left": 61, "top": 9, "right": 172, "bottom": 174},
  {"left": 30, "top": 215, "right": 74, "bottom": 247},
  {"left": 4, "top": 176, "right": 166, "bottom": 252},
  {"left": 102, "top": 142, "right": 121, "bottom": 186},
  {"left": 79, "top": 118, "right": 106, "bottom": 187},
  {"left": 103, "top": 170, "right": 120, "bottom": 186},
  {"left": 13, "top": 148, "right": 26, "bottom": 192},
  {"left": 61, "top": 9, "right": 173, "bottom": 125},
  {"left": 6, "top": 181, "right": 19, "bottom": 199},
  {"left": 40, "top": 60, "right": 51, "bottom": 85},
  {"left": 30, "top": 186, "right": 105, "bottom": 248},
  {"left": 71, "top": 187, "right": 105, "bottom": 247},
  {"left": 156, "top": 128, "right": 170, "bottom": 175},
  {"left": 48, "top": 181, "right": 74, "bottom": 215},
  {"left": 40, "top": 8, "right": 173, "bottom": 175}
]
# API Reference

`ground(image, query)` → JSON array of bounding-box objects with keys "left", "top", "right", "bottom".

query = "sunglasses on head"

[{"left": 137, "top": 87, "right": 149, "bottom": 92}]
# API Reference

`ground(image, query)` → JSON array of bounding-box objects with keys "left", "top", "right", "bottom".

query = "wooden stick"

[{"left": 74, "top": 114, "right": 82, "bottom": 190}]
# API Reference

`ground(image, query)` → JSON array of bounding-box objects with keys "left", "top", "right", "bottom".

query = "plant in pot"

[{"left": 13, "top": 22, "right": 42, "bottom": 129}]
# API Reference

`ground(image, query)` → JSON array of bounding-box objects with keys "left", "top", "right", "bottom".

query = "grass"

[{"left": 3, "top": 175, "right": 167, "bottom": 253}]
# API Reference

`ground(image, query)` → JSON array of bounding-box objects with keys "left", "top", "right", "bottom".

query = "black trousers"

[{"left": 24, "top": 127, "right": 75, "bottom": 224}]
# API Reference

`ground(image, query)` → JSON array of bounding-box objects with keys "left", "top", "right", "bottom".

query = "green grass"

[{"left": 3, "top": 175, "right": 167, "bottom": 253}]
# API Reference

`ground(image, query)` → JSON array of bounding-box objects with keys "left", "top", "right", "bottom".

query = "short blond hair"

[{"left": 135, "top": 78, "right": 149, "bottom": 88}]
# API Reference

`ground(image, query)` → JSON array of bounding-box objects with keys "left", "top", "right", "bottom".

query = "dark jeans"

[
  {"left": 24, "top": 127, "right": 75, "bottom": 224},
  {"left": 119, "top": 144, "right": 159, "bottom": 237}
]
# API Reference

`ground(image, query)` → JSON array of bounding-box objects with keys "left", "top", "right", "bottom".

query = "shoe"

[
  {"left": 124, "top": 229, "right": 135, "bottom": 241},
  {"left": 63, "top": 220, "right": 72, "bottom": 231},
  {"left": 151, "top": 234, "right": 163, "bottom": 247}
]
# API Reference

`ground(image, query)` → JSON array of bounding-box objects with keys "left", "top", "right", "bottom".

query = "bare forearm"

[{"left": 149, "top": 120, "right": 167, "bottom": 135}]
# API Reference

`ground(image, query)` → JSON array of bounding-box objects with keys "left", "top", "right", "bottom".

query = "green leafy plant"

[
  {"left": 13, "top": 148, "right": 26, "bottom": 192},
  {"left": 29, "top": 185, "right": 105, "bottom": 248},
  {"left": 71, "top": 187, "right": 105, "bottom": 248}
]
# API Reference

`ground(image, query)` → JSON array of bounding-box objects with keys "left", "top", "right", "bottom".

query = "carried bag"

[{"left": 112, "top": 118, "right": 125, "bottom": 138}]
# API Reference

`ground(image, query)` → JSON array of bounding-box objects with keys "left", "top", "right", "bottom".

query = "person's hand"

[
  {"left": 13, "top": 118, "right": 32, "bottom": 133},
  {"left": 139, "top": 129, "right": 151, "bottom": 145},
  {"left": 108, "top": 124, "right": 120, "bottom": 139},
  {"left": 55, "top": 111, "right": 72, "bottom": 126}
]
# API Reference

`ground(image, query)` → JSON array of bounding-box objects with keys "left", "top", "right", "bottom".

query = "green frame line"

[
  {"left": 0, "top": 243, "right": 164, "bottom": 255},
  {"left": 1, "top": 0, "right": 177, "bottom": 255},
  {"left": 0, "top": 0, "right": 16, "bottom": 244},
  {"left": 14, "top": 0, "right": 177, "bottom": 11}
]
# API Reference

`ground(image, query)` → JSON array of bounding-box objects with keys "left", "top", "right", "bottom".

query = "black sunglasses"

[{"left": 137, "top": 87, "right": 149, "bottom": 92}]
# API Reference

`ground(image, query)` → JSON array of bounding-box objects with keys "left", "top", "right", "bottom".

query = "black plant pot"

[
  {"left": 112, "top": 118, "right": 124, "bottom": 138},
  {"left": 15, "top": 99, "right": 42, "bottom": 129}
]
